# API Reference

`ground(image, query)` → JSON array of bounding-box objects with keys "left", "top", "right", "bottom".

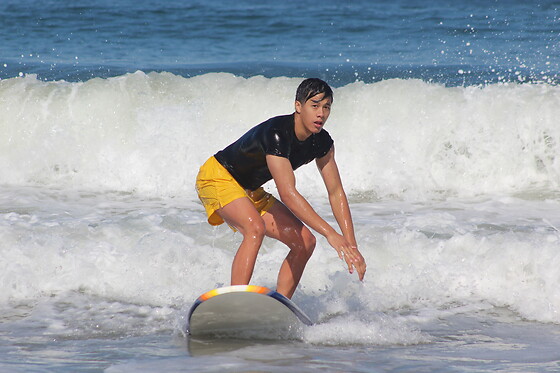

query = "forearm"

[
  {"left": 279, "top": 189, "right": 338, "bottom": 239},
  {"left": 329, "top": 191, "right": 357, "bottom": 246}
]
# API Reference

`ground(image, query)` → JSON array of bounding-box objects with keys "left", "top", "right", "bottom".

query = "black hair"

[{"left": 295, "top": 78, "right": 333, "bottom": 104}]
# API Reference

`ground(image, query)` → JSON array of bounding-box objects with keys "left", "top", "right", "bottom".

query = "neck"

[{"left": 293, "top": 112, "right": 311, "bottom": 141}]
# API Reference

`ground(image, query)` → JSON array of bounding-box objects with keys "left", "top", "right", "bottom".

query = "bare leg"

[
  {"left": 217, "top": 197, "right": 266, "bottom": 286},
  {"left": 262, "top": 201, "right": 316, "bottom": 299}
]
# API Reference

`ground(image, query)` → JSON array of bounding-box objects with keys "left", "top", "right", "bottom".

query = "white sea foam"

[
  {"left": 1, "top": 186, "right": 559, "bottom": 331},
  {"left": 1, "top": 72, "right": 559, "bottom": 199},
  {"left": 303, "top": 312, "right": 430, "bottom": 346}
]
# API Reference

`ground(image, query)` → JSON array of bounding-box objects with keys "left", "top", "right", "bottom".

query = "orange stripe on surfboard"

[{"left": 198, "top": 285, "right": 272, "bottom": 302}]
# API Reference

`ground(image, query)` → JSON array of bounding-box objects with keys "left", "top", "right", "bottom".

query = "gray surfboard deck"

[{"left": 186, "top": 285, "right": 313, "bottom": 337}]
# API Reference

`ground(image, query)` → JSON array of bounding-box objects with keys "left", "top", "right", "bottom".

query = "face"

[{"left": 295, "top": 93, "right": 332, "bottom": 137}]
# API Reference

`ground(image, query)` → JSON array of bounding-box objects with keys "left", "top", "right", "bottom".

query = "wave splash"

[{"left": 1, "top": 71, "right": 559, "bottom": 199}]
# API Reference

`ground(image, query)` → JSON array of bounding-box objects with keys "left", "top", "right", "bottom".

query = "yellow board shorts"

[{"left": 195, "top": 156, "right": 276, "bottom": 227}]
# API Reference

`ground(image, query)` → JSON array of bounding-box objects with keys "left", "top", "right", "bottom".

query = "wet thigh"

[
  {"left": 217, "top": 196, "right": 265, "bottom": 235},
  {"left": 262, "top": 200, "right": 314, "bottom": 248}
]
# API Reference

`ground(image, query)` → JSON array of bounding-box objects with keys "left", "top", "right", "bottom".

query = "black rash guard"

[{"left": 214, "top": 114, "right": 334, "bottom": 191}]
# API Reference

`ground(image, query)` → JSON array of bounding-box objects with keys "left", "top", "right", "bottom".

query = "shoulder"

[
  {"left": 265, "top": 114, "right": 293, "bottom": 129},
  {"left": 313, "top": 129, "right": 334, "bottom": 158},
  {"left": 316, "top": 128, "right": 333, "bottom": 142},
  {"left": 258, "top": 114, "right": 293, "bottom": 138},
  {"left": 262, "top": 114, "right": 294, "bottom": 156}
]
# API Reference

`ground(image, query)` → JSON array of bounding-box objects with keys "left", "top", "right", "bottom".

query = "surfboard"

[{"left": 186, "top": 285, "right": 313, "bottom": 338}]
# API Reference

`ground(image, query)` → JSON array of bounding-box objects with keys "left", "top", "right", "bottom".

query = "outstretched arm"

[
  {"left": 316, "top": 146, "right": 366, "bottom": 280},
  {"left": 266, "top": 149, "right": 366, "bottom": 280}
]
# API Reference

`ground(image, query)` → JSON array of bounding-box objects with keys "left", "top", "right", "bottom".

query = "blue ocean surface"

[
  {"left": 1, "top": 1, "right": 560, "bottom": 372},
  {"left": 1, "top": 0, "right": 559, "bottom": 85}
]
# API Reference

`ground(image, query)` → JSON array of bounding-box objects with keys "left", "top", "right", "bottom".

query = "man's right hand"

[{"left": 327, "top": 232, "right": 366, "bottom": 281}]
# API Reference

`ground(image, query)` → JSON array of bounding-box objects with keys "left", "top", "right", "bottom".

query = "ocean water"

[{"left": 1, "top": 1, "right": 560, "bottom": 372}]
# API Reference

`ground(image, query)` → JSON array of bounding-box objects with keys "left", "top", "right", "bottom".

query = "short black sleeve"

[
  {"left": 263, "top": 126, "right": 290, "bottom": 157},
  {"left": 313, "top": 130, "right": 334, "bottom": 159}
]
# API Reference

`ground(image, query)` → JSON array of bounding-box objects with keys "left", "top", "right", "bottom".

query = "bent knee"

[
  {"left": 305, "top": 229, "right": 317, "bottom": 251},
  {"left": 298, "top": 228, "right": 316, "bottom": 257},
  {"left": 241, "top": 218, "right": 266, "bottom": 240}
]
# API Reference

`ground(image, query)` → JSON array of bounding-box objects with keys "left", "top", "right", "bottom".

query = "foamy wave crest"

[
  {"left": 1, "top": 72, "right": 559, "bottom": 198},
  {"left": 303, "top": 313, "right": 430, "bottom": 346}
]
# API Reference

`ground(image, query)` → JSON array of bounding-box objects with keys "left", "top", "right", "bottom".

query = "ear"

[{"left": 295, "top": 100, "right": 302, "bottom": 114}]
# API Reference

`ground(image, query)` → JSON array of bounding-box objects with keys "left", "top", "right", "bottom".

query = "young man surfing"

[{"left": 196, "top": 78, "right": 366, "bottom": 299}]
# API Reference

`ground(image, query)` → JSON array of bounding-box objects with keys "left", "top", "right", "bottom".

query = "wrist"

[{"left": 324, "top": 228, "right": 339, "bottom": 240}]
